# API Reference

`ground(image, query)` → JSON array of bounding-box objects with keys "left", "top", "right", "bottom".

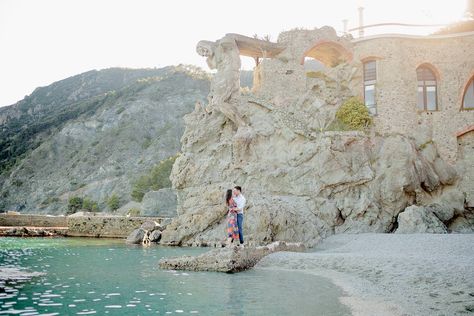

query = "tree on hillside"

[{"left": 107, "top": 194, "right": 120, "bottom": 212}]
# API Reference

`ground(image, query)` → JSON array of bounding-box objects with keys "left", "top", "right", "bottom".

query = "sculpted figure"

[{"left": 196, "top": 35, "right": 246, "bottom": 127}]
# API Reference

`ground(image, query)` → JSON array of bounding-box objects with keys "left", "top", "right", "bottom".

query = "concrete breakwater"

[{"left": 0, "top": 214, "right": 166, "bottom": 238}]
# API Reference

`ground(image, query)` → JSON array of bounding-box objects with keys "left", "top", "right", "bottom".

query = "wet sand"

[{"left": 257, "top": 233, "right": 474, "bottom": 316}]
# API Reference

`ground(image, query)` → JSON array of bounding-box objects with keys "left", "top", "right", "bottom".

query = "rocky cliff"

[
  {"left": 0, "top": 66, "right": 210, "bottom": 215},
  {"left": 160, "top": 63, "right": 473, "bottom": 247}
]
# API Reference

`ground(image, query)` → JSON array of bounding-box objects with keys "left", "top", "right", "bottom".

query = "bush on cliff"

[
  {"left": 131, "top": 155, "right": 178, "bottom": 202},
  {"left": 67, "top": 196, "right": 83, "bottom": 215},
  {"left": 107, "top": 194, "right": 120, "bottom": 212},
  {"left": 329, "top": 97, "right": 372, "bottom": 131},
  {"left": 67, "top": 196, "right": 100, "bottom": 214},
  {"left": 82, "top": 197, "right": 99, "bottom": 212}
]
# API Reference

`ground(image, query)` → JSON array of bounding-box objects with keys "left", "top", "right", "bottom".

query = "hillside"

[{"left": 0, "top": 66, "right": 210, "bottom": 214}]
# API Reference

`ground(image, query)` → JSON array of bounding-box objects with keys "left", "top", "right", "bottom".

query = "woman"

[{"left": 226, "top": 189, "right": 239, "bottom": 245}]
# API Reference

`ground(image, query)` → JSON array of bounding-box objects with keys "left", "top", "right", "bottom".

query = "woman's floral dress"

[{"left": 227, "top": 198, "right": 239, "bottom": 240}]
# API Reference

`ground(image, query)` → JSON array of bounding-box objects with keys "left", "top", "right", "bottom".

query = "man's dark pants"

[{"left": 237, "top": 213, "right": 244, "bottom": 244}]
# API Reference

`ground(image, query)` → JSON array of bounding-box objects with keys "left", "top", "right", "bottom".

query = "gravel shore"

[{"left": 257, "top": 233, "right": 474, "bottom": 316}]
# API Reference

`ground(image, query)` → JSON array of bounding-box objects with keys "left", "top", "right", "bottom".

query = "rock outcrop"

[
  {"left": 395, "top": 205, "right": 448, "bottom": 234},
  {"left": 141, "top": 188, "right": 178, "bottom": 217},
  {"left": 159, "top": 241, "right": 305, "bottom": 273},
  {"left": 159, "top": 29, "right": 472, "bottom": 247},
  {"left": 160, "top": 77, "right": 462, "bottom": 247}
]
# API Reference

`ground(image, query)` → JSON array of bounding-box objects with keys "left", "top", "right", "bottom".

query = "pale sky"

[{"left": 0, "top": 0, "right": 468, "bottom": 107}]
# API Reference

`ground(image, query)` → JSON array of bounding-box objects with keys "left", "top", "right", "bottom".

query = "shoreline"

[
  {"left": 256, "top": 233, "right": 474, "bottom": 316},
  {"left": 257, "top": 266, "right": 404, "bottom": 316}
]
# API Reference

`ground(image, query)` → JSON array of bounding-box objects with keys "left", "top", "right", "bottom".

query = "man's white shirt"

[{"left": 234, "top": 194, "right": 246, "bottom": 214}]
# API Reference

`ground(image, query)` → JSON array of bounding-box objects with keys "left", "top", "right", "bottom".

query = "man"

[{"left": 232, "top": 186, "right": 246, "bottom": 246}]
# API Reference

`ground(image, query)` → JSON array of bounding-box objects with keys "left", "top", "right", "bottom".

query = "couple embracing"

[{"left": 225, "top": 186, "right": 246, "bottom": 246}]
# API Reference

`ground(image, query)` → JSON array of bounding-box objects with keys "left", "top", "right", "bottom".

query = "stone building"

[{"left": 240, "top": 28, "right": 474, "bottom": 206}]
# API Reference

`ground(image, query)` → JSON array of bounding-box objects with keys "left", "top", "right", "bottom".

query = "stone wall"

[
  {"left": 254, "top": 27, "right": 353, "bottom": 103},
  {"left": 0, "top": 214, "right": 68, "bottom": 227},
  {"left": 0, "top": 214, "right": 165, "bottom": 238},
  {"left": 351, "top": 33, "right": 474, "bottom": 163},
  {"left": 67, "top": 216, "right": 164, "bottom": 238}
]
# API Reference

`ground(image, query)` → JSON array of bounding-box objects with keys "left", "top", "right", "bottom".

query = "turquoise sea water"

[{"left": 0, "top": 237, "right": 350, "bottom": 316}]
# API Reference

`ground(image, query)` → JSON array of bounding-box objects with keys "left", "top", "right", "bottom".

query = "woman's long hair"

[{"left": 225, "top": 189, "right": 233, "bottom": 206}]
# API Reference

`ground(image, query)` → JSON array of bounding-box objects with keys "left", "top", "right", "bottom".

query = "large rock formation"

[
  {"left": 160, "top": 99, "right": 461, "bottom": 247},
  {"left": 160, "top": 29, "right": 472, "bottom": 247}
]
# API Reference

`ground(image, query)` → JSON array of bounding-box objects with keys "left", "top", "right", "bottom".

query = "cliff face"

[
  {"left": 161, "top": 63, "right": 471, "bottom": 247},
  {"left": 0, "top": 66, "right": 210, "bottom": 214}
]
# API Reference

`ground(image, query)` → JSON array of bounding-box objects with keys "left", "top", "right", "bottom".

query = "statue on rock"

[{"left": 196, "top": 35, "right": 247, "bottom": 127}]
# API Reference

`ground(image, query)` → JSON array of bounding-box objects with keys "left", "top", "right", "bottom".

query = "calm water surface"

[{"left": 0, "top": 237, "right": 350, "bottom": 315}]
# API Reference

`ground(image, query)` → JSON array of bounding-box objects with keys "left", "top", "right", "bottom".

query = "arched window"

[
  {"left": 363, "top": 60, "right": 377, "bottom": 115},
  {"left": 417, "top": 66, "right": 438, "bottom": 111},
  {"left": 462, "top": 76, "right": 474, "bottom": 110}
]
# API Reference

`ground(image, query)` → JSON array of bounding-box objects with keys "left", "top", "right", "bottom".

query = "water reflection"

[{"left": 0, "top": 237, "right": 350, "bottom": 315}]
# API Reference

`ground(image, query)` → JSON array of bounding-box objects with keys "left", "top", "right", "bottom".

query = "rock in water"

[
  {"left": 396, "top": 206, "right": 447, "bottom": 234},
  {"left": 149, "top": 230, "right": 162, "bottom": 242},
  {"left": 140, "top": 220, "right": 160, "bottom": 232},
  {"left": 126, "top": 228, "right": 145, "bottom": 244},
  {"left": 159, "top": 241, "right": 305, "bottom": 273}
]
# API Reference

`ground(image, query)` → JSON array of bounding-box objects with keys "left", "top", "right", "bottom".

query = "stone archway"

[{"left": 301, "top": 40, "right": 353, "bottom": 67}]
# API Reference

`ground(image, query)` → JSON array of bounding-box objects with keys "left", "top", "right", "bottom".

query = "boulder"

[
  {"left": 140, "top": 220, "right": 160, "bottom": 232},
  {"left": 448, "top": 215, "right": 474, "bottom": 233},
  {"left": 126, "top": 228, "right": 145, "bottom": 244},
  {"left": 159, "top": 241, "right": 305, "bottom": 273},
  {"left": 149, "top": 230, "right": 162, "bottom": 242},
  {"left": 141, "top": 188, "right": 177, "bottom": 217},
  {"left": 428, "top": 204, "right": 455, "bottom": 223},
  {"left": 395, "top": 205, "right": 447, "bottom": 234}
]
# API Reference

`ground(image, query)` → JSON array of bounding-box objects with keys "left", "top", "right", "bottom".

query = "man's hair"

[{"left": 234, "top": 186, "right": 242, "bottom": 193}]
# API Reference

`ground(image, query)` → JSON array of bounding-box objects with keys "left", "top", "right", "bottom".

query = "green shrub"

[
  {"left": 333, "top": 97, "right": 372, "bottom": 131},
  {"left": 131, "top": 155, "right": 178, "bottom": 202},
  {"left": 67, "top": 196, "right": 83, "bottom": 215},
  {"left": 131, "top": 176, "right": 151, "bottom": 202},
  {"left": 107, "top": 194, "right": 120, "bottom": 212},
  {"left": 150, "top": 155, "right": 176, "bottom": 190},
  {"left": 83, "top": 197, "right": 99, "bottom": 212}
]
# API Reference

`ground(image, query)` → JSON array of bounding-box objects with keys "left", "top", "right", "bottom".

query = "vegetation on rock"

[
  {"left": 107, "top": 194, "right": 120, "bottom": 212},
  {"left": 328, "top": 97, "right": 372, "bottom": 131},
  {"left": 82, "top": 197, "right": 99, "bottom": 212},
  {"left": 67, "top": 196, "right": 99, "bottom": 214},
  {"left": 67, "top": 197, "right": 83, "bottom": 215},
  {"left": 131, "top": 155, "right": 178, "bottom": 202}
]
